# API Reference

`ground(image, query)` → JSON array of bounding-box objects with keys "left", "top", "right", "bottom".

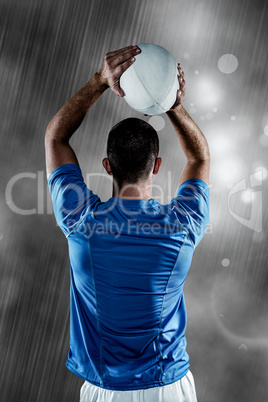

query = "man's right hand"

[{"left": 97, "top": 45, "right": 141, "bottom": 98}]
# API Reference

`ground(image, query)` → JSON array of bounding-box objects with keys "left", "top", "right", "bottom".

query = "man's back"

[
  {"left": 48, "top": 163, "right": 209, "bottom": 390},
  {"left": 45, "top": 46, "right": 210, "bottom": 400}
]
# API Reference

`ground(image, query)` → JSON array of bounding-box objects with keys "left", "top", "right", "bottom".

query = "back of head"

[{"left": 107, "top": 118, "right": 159, "bottom": 187}]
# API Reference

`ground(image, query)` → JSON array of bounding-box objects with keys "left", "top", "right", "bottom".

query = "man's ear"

[
  {"left": 102, "top": 158, "right": 113, "bottom": 175},
  {"left": 153, "top": 157, "right": 162, "bottom": 175}
]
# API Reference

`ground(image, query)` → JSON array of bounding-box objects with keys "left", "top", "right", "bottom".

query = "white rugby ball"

[{"left": 120, "top": 43, "right": 180, "bottom": 115}]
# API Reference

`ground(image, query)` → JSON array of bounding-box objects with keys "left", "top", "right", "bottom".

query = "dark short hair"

[{"left": 107, "top": 117, "right": 159, "bottom": 187}]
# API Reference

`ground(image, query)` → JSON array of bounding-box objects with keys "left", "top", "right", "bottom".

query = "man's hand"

[
  {"left": 97, "top": 45, "right": 141, "bottom": 97},
  {"left": 169, "top": 63, "right": 186, "bottom": 111},
  {"left": 144, "top": 63, "right": 185, "bottom": 116},
  {"left": 45, "top": 45, "right": 141, "bottom": 177}
]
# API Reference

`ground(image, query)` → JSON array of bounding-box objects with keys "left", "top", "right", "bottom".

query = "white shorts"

[{"left": 79, "top": 370, "right": 198, "bottom": 402}]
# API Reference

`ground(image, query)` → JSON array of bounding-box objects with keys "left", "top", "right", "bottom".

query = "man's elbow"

[
  {"left": 188, "top": 151, "right": 210, "bottom": 163},
  {"left": 199, "top": 140, "right": 210, "bottom": 161},
  {"left": 45, "top": 121, "right": 65, "bottom": 145},
  {"left": 45, "top": 120, "right": 56, "bottom": 140},
  {"left": 198, "top": 142, "right": 210, "bottom": 161},
  {"left": 201, "top": 148, "right": 210, "bottom": 161}
]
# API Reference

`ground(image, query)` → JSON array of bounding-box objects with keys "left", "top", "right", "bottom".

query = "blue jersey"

[{"left": 48, "top": 163, "right": 210, "bottom": 391}]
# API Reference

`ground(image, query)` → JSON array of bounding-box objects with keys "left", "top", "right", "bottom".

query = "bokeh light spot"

[
  {"left": 148, "top": 116, "right": 165, "bottom": 131},
  {"left": 218, "top": 54, "right": 238, "bottom": 74},
  {"left": 221, "top": 258, "right": 230, "bottom": 267},
  {"left": 253, "top": 167, "right": 267, "bottom": 181}
]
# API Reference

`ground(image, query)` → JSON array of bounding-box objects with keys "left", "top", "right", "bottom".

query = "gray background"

[{"left": 0, "top": 0, "right": 268, "bottom": 401}]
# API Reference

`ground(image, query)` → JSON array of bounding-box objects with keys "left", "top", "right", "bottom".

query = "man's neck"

[{"left": 112, "top": 180, "right": 152, "bottom": 200}]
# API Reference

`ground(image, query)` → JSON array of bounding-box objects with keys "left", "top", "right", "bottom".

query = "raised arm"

[
  {"left": 45, "top": 45, "right": 141, "bottom": 177},
  {"left": 166, "top": 64, "right": 210, "bottom": 186}
]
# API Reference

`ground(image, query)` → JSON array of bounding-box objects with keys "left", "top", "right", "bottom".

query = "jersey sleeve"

[
  {"left": 171, "top": 179, "right": 210, "bottom": 247},
  {"left": 47, "top": 163, "right": 101, "bottom": 237}
]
